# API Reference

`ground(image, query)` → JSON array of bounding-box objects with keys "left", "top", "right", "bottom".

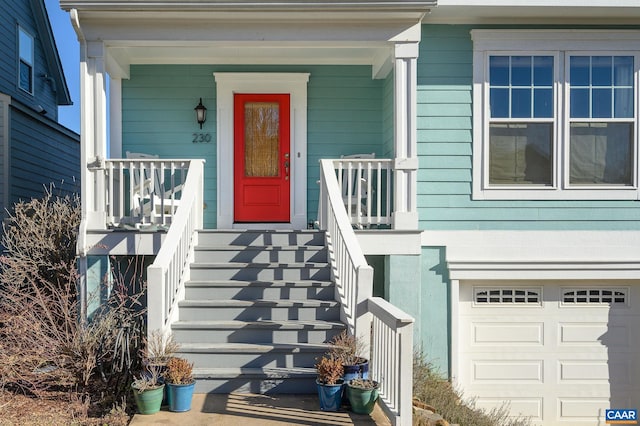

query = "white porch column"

[
  {"left": 393, "top": 42, "right": 419, "bottom": 230},
  {"left": 80, "top": 40, "right": 108, "bottom": 233},
  {"left": 109, "top": 77, "right": 122, "bottom": 158}
]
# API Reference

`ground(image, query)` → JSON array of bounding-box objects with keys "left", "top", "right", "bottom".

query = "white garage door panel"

[
  {"left": 559, "top": 399, "right": 610, "bottom": 420},
  {"left": 459, "top": 281, "right": 640, "bottom": 426},
  {"left": 559, "top": 322, "right": 628, "bottom": 346},
  {"left": 474, "top": 323, "right": 543, "bottom": 345},
  {"left": 559, "top": 360, "right": 628, "bottom": 383},
  {"left": 475, "top": 398, "right": 543, "bottom": 420},
  {"left": 473, "top": 361, "right": 543, "bottom": 382}
]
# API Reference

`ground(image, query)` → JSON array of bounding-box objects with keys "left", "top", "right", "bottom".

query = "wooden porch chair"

[{"left": 125, "top": 151, "right": 181, "bottom": 221}]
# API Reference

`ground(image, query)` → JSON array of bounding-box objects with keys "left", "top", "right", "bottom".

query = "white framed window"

[
  {"left": 18, "top": 26, "right": 34, "bottom": 94},
  {"left": 472, "top": 30, "right": 640, "bottom": 200}
]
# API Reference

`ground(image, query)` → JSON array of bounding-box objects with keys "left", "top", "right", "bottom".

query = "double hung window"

[
  {"left": 472, "top": 30, "right": 640, "bottom": 200},
  {"left": 18, "top": 26, "right": 34, "bottom": 94}
]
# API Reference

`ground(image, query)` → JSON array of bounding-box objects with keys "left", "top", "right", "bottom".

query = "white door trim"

[{"left": 214, "top": 72, "right": 309, "bottom": 229}]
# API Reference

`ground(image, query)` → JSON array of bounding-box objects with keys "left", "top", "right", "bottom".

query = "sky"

[{"left": 45, "top": 0, "right": 80, "bottom": 133}]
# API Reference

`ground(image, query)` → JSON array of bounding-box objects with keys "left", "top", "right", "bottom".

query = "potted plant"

[
  {"left": 315, "top": 355, "right": 344, "bottom": 411},
  {"left": 131, "top": 364, "right": 165, "bottom": 415},
  {"left": 328, "top": 330, "right": 369, "bottom": 382},
  {"left": 163, "top": 356, "right": 196, "bottom": 412},
  {"left": 142, "top": 329, "right": 180, "bottom": 405},
  {"left": 143, "top": 329, "right": 180, "bottom": 373},
  {"left": 345, "top": 378, "right": 380, "bottom": 414}
]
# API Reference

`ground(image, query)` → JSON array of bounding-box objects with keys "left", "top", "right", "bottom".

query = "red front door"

[{"left": 234, "top": 93, "right": 291, "bottom": 223}]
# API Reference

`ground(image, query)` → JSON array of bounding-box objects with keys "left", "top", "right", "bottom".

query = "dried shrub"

[
  {"left": 413, "top": 350, "right": 532, "bottom": 426},
  {"left": 0, "top": 191, "right": 82, "bottom": 393},
  {"left": 143, "top": 329, "right": 180, "bottom": 366},
  {"left": 315, "top": 356, "right": 344, "bottom": 385},
  {"left": 0, "top": 191, "right": 146, "bottom": 423},
  {"left": 327, "top": 330, "right": 367, "bottom": 365},
  {"left": 163, "top": 357, "right": 194, "bottom": 385}
]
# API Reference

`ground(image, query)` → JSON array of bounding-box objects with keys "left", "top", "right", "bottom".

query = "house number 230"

[{"left": 192, "top": 133, "right": 212, "bottom": 143}]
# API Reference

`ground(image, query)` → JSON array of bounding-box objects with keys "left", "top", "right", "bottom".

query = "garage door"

[{"left": 458, "top": 281, "right": 640, "bottom": 425}]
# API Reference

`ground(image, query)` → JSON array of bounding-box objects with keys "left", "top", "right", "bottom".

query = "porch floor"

[{"left": 129, "top": 392, "right": 391, "bottom": 425}]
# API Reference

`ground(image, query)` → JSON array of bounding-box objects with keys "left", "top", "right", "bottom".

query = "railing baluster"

[
  {"left": 332, "top": 158, "right": 392, "bottom": 228},
  {"left": 118, "top": 163, "right": 124, "bottom": 221},
  {"left": 102, "top": 159, "right": 192, "bottom": 228}
]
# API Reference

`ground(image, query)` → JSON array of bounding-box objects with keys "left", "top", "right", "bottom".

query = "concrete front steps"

[{"left": 171, "top": 230, "right": 345, "bottom": 394}]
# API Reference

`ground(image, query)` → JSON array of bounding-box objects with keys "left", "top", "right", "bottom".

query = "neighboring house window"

[
  {"left": 18, "top": 26, "right": 34, "bottom": 94},
  {"left": 472, "top": 30, "right": 640, "bottom": 200}
]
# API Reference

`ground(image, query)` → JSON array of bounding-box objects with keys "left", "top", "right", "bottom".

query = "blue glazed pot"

[
  {"left": 343, "top": 359, "right": 369, "bottom": 382},
  {"left": 166, "top": 381, "right": 196, "bottom": 412},
  {"left": 316, "top": 379, "right": 344, "bottom": 411}
]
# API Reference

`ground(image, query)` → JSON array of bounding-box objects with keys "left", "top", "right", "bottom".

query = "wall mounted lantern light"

[{"left": 195, "top": 98, "right": 207, "bottom": 129}]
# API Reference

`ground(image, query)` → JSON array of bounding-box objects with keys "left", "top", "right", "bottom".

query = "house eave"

[
  {"left": 426, "top": 2, "right": 640, "bottom": 24},
  {"left": 60, "top": 0, "right": 435, "bottom": 15}
]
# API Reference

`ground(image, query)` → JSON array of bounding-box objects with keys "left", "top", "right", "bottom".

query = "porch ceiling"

[{"left": 74, "top": 12, "right": 424, "bottom": 79}]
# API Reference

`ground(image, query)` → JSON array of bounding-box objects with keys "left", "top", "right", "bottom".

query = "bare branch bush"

[
  {"left": 0, "top": 190, "right": 146, "bottom": 423},
  {"left": 0, "top": 191, "right": 82, "bottom": 394}
]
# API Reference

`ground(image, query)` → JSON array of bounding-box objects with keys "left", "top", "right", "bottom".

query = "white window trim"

[
  {"left": 17, "top": 25, "right": 34, "bottom": 95},
  {"left": 214, "top": 72, "right": 309, "bottom": 229},
  {"left": 472, "top": 29, "right": 640, "bottom": 200}
]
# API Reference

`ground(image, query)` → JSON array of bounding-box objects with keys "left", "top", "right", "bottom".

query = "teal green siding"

[
  {"left": 122, "top": 65, "right": 384, "bottom": 228},
  {"left": 384, "top": 254, "right": 422, "bottom": 350},
  {"left": 382, "top": 71, "right": 394, "bottom": 158},
  {"left": 419, "top": 247, "right": 450, "bottom": 377},
  {"left": 86, "top": 255, "right": 109, "bottom": 319},
  {"left": 417, "top": 24, "right": 640, "bottom": 231}
]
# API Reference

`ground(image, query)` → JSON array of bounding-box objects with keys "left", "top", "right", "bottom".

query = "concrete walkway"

[{"left": 130, "top": 393, "right": 392, "bottom": 426}]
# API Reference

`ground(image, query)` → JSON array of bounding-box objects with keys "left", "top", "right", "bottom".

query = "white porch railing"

[
  {"left": 334, "top": 158, "right": 392, "bottom": 228},
  {"left": 318, "top": 159, "right": 414, "bottom": 426},
  {"left": 143, "top": 160, "right": 205, "bottom": 336},
  {"left": 369, "top": 297, "right": 415, "bottom": 426},
  {"left": 104, "top": 159, "right": 189, "bottom": 227}
]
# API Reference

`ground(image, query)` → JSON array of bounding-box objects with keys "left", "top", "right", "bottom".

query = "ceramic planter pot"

[
  {"left": 132, "top": 383, "right": 165, "bottom": 415},
  {"left": 343, "top": 359, "right": 369, "bottom": 382},
  {"left": 342, "top": 359, "right": 369, "bottom": 405},
  {"left": 316, "top": 379, "right": 344, "bottom": 411},
  {"left": 166, "top": 381, "right": 196, "bottom": 412},
  {"left": 346, "top": 380, "right": 379, "bottom": 414}
]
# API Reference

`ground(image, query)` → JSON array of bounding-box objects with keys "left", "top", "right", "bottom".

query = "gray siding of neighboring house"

[
  {"left": 0, "top": 0, "right": 79, "bottom": 217},
  {"left": 0, "top": 0, "right": 60, "bottom": 121},
  {"left": 8, "top": 104, "right": 79, "bottom": 211},
  {"left": 0, "top": 97, "right": 7, "bottom": 212}
]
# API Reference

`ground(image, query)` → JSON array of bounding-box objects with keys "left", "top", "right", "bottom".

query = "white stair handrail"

[
  {"left": 318, "top": 159, "right": 373, "bottom": 348},
  {"left": 146, "top": 159, "right": 205, "bottom": 337}
]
